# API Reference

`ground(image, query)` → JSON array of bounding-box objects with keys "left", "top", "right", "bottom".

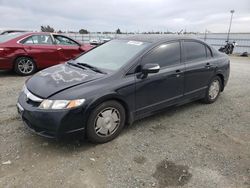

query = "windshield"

[
  {"left": 75, "top": 40, "right": 150, "bottom": 71},
  {"left": 0, "top": 32, "right": 25, "bottom": 43}
]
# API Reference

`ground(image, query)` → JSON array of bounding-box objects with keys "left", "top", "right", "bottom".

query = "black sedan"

[{"left": 17, "top": 35, "right": 230, "bottom": 143}]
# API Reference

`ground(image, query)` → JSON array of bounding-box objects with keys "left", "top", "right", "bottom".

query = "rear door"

[
  {"left": 182, "top": 40, "right": 216, "bottom": 97},
  {"left": 53, "top": 35, "right": 82, "bottom": 61},
  {"left": 21, "top": 34, "right": 62, "bottom": 68}
]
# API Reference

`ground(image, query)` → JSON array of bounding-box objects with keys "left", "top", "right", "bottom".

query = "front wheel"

[
  {"left": 14, "top": 57, "right": 37, "bottom": 76},
  {"left": 86, "top": 100, "right": 126, "bottom": 143},
  {"left": 202, "top": 76, "right": 222, "bottom": 104}
]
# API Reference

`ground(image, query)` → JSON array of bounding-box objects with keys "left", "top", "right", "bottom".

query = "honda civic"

[{"left": 17, "top": 35, "right": 230, "bottom": 143}]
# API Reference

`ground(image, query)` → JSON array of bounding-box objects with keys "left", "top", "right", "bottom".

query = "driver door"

[{"left": 135, "top": 41, "right": 185, "bottom": 117}]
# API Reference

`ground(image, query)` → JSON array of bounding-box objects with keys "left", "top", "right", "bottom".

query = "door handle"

[
  {"left": 175, "top": 69, "right": 182, "bottom": 77},
  {"left": 57, "top": 48, "right": 62, "bottom": 50},
  {"left": 164, "top": 70, "right": 183, "bottom": 78},
  {"left": 205, "top": 63, "right": 211, "bottom": 68}
]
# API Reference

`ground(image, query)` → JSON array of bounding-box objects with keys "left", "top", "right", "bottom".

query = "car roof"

[
  {"left": 21, "top": 32, "right": 62, "bottom": 35},
  {"left": 0, "top": 30, "right": 27, "bottom": 35},
  {"left": 14, "top": 32, "right": 75, "bottom": 39},
  {"left": 118, "top": 34, "right": 201, "bottom": 44}
]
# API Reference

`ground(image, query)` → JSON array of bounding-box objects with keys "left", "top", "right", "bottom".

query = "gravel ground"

[{"left": 0, "top": 56, "right": 250, "bottom": 188}]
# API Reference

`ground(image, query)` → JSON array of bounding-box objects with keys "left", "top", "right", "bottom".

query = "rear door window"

[
  {"left": 141, "top": 41, "right": 181, "bottom": 68},
  {"left": 21, "top": 35, "right": 53, "bottom": 45},
  {"left": 183, "top": 41, "right": 207, "bottom": 62}
]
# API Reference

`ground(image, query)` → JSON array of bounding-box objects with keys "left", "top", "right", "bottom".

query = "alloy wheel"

[{"left": 17, "top": 58, "right": 34, "bottom": 74}]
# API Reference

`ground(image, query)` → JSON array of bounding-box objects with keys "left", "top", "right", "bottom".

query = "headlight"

[{"left": 39, "top": 99, "right": 85, "bottom": 110}]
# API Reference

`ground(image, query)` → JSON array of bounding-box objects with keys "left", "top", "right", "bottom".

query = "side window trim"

[
  {"left": 205, "top": 45, "right": 213, "bottom": 58},
  {"left": 125, "top": 57, "right": 143, "bottom": 76}
]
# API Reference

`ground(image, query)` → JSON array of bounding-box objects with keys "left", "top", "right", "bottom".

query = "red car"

[{"left": 0, "top": 32, "right": 93, "bottom": 75}]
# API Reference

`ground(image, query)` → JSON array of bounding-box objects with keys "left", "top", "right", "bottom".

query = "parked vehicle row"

[
  {"left": 17, "top": 35, "right": 230, "bottom": 143},
  {"left": 0, "top": 32, "right": 93, "bottom": 75}
]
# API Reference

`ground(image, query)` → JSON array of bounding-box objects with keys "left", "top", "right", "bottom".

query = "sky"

[{"left": 0, "top": 0, "right": 250, "bottom": 33}]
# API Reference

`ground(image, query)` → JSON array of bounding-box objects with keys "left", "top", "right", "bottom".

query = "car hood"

[{"left": 26, "top": 64, "right": 105, "bottom": 98}]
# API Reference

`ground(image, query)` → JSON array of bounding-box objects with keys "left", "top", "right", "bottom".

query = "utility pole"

[
  {"left": 204, "top": 29, "right": 207, "bottom": 41},
  {"left": 226, "top": 10, "right": 235, "bottom": 42}
]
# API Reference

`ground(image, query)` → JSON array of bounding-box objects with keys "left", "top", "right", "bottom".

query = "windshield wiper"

[
  {"left": 76, "top": 62, "right": 107, "bottom": 74},
  {"left": 67, "top": 61, "right": 87, "bottom": 70},
  {"left": 67, "top": 61, "right": 107, "bottom": 74}
]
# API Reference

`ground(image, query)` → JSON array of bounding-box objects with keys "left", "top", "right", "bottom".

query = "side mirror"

[
  {"left": 142, "top": 63, "right": 160, "bottom": 74},
  {"left": 139, "top": 63, "right": 160, "bottom": 79}
]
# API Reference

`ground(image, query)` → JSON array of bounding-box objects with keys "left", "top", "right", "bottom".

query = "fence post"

[{"left": 204, "top": 29, "right": 207, "bottom": 41}]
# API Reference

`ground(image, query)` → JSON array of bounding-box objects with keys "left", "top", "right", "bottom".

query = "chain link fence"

[{"left": 65, "top": 33, "right": 250, "bottom": 54}]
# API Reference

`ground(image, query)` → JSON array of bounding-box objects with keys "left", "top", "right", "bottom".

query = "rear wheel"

[
  {"left": 203, "top": 76, "right": 222, "bottom": 104},
  {"left": 86, "top": 100, "right": 126, "bottom": 143},
  {"left": 14, "top": 57, "right": 36, "bottom": 76}
]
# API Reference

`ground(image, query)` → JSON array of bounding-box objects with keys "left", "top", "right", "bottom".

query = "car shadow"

[
  {"left": 19, "top": 100, "right": 204, "bottom": 154},
  {"left": 46, "top": 101, "right": 203, "bottom": 146},
  {"left": 0, "top": 70, "right": 34, "bottom": 78},
  {"left": 0, "top": 70, "right": 18, "bottom": 77},
  {"left": 122, "top": 100, "right": 204, "bottom": 134},
  {"left": 23, "top": 130, "right": 95, "bottom": 154}
]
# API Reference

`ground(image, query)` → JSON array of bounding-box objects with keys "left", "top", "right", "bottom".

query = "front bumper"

[{"left": 17, "top": 92, "right": 87, "bottom": 138}]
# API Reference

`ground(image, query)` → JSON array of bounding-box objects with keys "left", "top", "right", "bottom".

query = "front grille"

[
  {"left": 26, "top": 98, "right": 41, "bottom": 107},
  {"left": 23, "top": 86, "right": 43, "bottom": 107}
]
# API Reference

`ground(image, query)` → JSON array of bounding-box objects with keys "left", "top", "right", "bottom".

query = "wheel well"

[
  {"left": 216, "top": 74, "right": 225, "bottom": 91},
  {"left": 87, "top": 97, "right": 131, "bottom": 126},
  {"left": 112, "top": 98, "right": 131, "bottom": 125}
]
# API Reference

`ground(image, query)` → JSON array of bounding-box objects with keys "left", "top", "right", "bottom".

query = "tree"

[
  {"left": 116, "top": 28, "right": 122, "bottom": 34},
  {"left": 41, "top": 25, "right": 55, "bottom": 32},
  {"left": 79, "top": 29, "right": 88, "bottom": 34}
]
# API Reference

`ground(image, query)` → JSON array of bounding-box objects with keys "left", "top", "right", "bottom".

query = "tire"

[
  {"left": 202, "top": 76, "right": 222, "bottom": 104},
  {"left": 86, "top": 100, "right": 126, "bottom": 143},
  {"left": 14, "top": 57, "right": 37, "bottom": 76}
]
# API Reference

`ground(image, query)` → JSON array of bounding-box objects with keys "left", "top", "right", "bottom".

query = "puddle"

[{"left": 153, "top": 160, "right": 192, "bottom": 187}]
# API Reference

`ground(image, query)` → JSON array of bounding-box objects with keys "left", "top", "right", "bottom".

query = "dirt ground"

[{"left": 0, "top": 56, "right": 250, "bottom": 188}]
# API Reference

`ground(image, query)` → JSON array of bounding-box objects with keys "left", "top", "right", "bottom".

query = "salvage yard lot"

[{"left": 0, "top": 56, "right": 250, "bottom": 188}]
